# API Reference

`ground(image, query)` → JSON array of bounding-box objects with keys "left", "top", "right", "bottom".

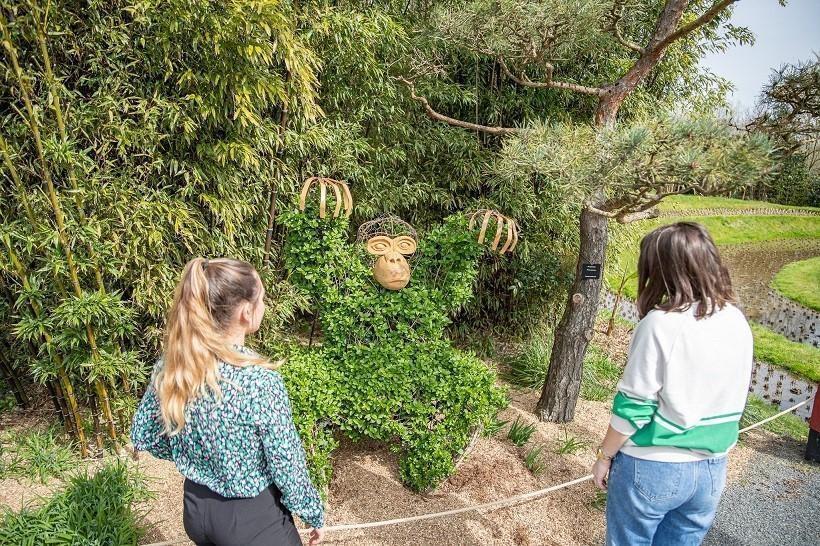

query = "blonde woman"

[{"left": 131, "top": 258, "right": 324, "bottom": 546}]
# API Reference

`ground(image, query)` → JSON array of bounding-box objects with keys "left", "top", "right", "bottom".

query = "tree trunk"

[
  {"left": 537, "top": 207, "right": 608, "bottom": 422},
  {"left": 536, "top": 1, "right": 695, "bottom": 422}
]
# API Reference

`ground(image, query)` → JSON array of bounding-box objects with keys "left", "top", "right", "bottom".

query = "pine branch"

[
  {"left": 497, "top": 59, "right": 606, "bottom": 97},
  {"left": 604, "top": 0, "right": 646, "bottom": 55},
  {"left": 397, "top": 77, "right": 523, "bottom": 136},
  {"left": 653, "top": 0, "right": 740, "bottom": 52}
]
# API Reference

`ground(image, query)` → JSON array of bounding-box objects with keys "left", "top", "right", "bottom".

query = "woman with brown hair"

[
  {"left": 592, "top": 222, "right": 753, "bottom": 545},
  {"left": 131, "top": 258, "right": 324, "bottom": 545}
]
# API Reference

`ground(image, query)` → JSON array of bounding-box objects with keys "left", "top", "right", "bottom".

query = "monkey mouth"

[{"left": 383, "top": 277, "right": 409, "bottom": 289}]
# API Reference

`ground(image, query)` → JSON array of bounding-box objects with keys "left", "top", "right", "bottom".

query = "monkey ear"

[
  {"left": 393, "top": 235, "right": 417, "bottom": 256},
  {"left": 366, "top": 236, "right": 393, "bottom": 255}
]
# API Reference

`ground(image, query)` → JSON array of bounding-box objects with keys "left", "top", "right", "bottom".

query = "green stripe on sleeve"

[
  {"left": 630, "top": 419, "right": 740, "bottom": 453},
  {"left": 612, "top": 391, "right": 658, "bottom": 432}
]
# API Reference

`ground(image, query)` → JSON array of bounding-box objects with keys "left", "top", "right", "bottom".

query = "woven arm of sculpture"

[{"left": 413, "top": 215, "right": 485, "bottom": 312}]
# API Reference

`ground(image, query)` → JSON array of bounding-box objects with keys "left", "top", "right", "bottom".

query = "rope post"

[{"left": 805, "top": 389, "right": 820, "bottom": 462}]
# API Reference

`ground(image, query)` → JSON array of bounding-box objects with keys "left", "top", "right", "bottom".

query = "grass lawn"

[
  {"left": 741, "top": 395, "right": 809, "bottom": 442},
  {"left": 771, "top": 256, "right": 820, "bottom": 312},
  {"left": 659, "top": 195, "right": 820, "bottom": 213},
  {"left": 607, "top": 214, "right": 820, "bottom": 299},
  {"left": 750, "top": 323, "right": 820, "bottom": 383}
]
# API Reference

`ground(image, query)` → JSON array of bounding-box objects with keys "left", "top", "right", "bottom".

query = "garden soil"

[
  {"left": 0, "top": 386, "right": 791, "bottom": 546},
  {"left": 0, "top": 322, "right": 811, "bottom": 545}
]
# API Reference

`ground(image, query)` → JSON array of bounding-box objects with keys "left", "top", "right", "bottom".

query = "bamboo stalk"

[
  {"left": 47, "top": 377, "right": 72, "bottom": 435},
  {"left": 31, "top": 4, "right": 104, "bottom": 290},
  {"left": 1, "top": 15, "right": 119, "bottom": 447},
  {"left": 31, "top": 4, "right": 134, "bottom": 400},
  {"left": 88, "top": 392, "right": 104, "bottom": 452},
  {"left": 3, "top": 242, "right": 90, "bottom": 456},
  {"left": 0, "top": 348, "right": 29, "bottom": 408}
]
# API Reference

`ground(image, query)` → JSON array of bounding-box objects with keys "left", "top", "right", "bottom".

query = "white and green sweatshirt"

[{"left": 610, "top": 303, "right": 753, "bottom": 462}]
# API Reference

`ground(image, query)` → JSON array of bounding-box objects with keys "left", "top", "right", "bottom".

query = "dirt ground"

[
  {"left": 0, "top": 320, "right": 810, "bottom": 545},
  {"left": 1, "top": 382, "right": 793, "bottom": 546},
  {"left": 127, "top": 389, "right": 613, "bottom": 546}
]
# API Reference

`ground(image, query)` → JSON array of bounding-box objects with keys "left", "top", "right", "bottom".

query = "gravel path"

[{"left": 705, "top": 434, "right": 820, "bottom": 546}]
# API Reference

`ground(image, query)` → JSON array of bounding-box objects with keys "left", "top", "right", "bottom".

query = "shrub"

[
  {"left": 278, "top": 211, "right": 507, "bottom": 492},
  {"left": 0, "top": 462, "right": 149, "bottom": 544}
]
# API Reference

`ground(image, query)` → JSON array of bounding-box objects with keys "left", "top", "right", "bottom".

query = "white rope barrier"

[
  {"left": 738, "top": 398, "right": 811, "bottom": 433},
  {"left": 143, "top": 398, "right": 813, "bottom": 546}
]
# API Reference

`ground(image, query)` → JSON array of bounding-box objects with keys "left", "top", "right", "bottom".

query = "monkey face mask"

[{"left": 366, "top": 235, "right": 417, "bottom": 290}]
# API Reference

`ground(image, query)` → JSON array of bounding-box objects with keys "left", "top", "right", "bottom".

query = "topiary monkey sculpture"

[{"left": 278, "top": 178, "right": 518, "bottom": 492}]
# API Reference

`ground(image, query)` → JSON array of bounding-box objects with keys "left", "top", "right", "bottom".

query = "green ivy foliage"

[{"left": 277, "top": 208, "right": 507, "bottom": 491}]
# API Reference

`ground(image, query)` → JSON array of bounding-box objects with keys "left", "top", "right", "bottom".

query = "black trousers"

[{"left": 183, "top": 479, "right": 303, "bottom": 546}]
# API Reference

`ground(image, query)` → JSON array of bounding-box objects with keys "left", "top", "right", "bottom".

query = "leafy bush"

[
  {"left": 0, "top": 462, "right": 149, "bottom": 544},
  {"left": 0, "top": 427, "right": 77, "bottom": 484},
  {"left": 278, "top": 210, "right": 507, "bottom": 491},
  {"left": 507, "top": 417, "right": 536, "bottom": 447}
]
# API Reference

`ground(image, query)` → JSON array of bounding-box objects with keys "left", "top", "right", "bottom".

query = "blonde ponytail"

[{"left": 157, "top": 257, "right": 276, "bottom": 435}]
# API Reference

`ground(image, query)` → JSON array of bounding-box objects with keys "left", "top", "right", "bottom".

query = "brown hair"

[
  {"left": 636, "top": 222, "right": 736, "bottom": 320},
  {"left": 156, "top": 257, "right": 274, "bottom": 434}
]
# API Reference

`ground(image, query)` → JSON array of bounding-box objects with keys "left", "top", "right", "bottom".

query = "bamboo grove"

[
  {"left": 1, "top": 0, "right": 776, "bottom": 455},
  {"left": 0, "top": 0, "right": 320, "bottom": 454}
]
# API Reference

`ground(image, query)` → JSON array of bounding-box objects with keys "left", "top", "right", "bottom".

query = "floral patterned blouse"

[{"left": 130, "top": 347, "right": 325, "bottom": 529}]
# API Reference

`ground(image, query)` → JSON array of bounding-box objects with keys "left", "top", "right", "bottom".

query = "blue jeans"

[{"left": 606, "top": 453, "right": 728, "bottom": 545}]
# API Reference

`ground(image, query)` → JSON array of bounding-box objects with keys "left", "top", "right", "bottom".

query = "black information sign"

[{"left": 581, "top": 263, "right": 602, "bottom": 280}]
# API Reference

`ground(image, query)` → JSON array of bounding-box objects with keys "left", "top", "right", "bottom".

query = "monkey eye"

[
  {"left": 366, "top": 236, "right": 393, "bottom": 255},
  {"left": 394, "top": 235, "right": 417, "bottom": 255}
]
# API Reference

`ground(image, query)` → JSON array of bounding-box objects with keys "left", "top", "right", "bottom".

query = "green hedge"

[{"left": 277, "top": 209, "right": 507, "bottom": 492}]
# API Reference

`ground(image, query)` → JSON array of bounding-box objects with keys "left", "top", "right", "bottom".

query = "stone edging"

[{"left": 658, "top": 207, "right": 820, "bottom": 218}]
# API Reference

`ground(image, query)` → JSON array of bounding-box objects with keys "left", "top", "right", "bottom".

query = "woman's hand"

[
  {"left": 308, "top": 527, "right": 325, "bottom": 545},
  {"left": 592, "top": 459, "right": 611, "bottom": 490}
]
